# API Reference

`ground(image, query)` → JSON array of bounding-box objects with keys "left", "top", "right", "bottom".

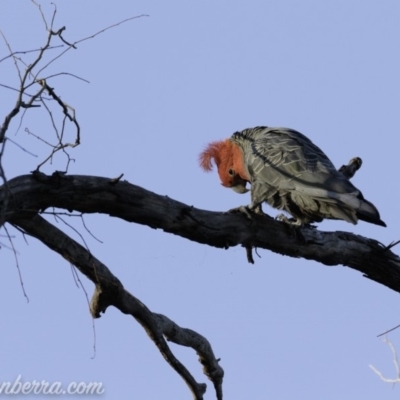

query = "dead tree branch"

[
  {"left": 3, "top": 172, "right": 400, "bottom": 294},
  {"left": 0, "top": 10, "right": 147, "bottom": 173},
  {"left": 12, "top": 213, "right": 222, "bottom": 400}
]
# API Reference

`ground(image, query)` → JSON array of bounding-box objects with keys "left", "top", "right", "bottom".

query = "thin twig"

[
  {"left": 69, "top": 264, "right": 97, "bottom": 359},
  {"left": 4, "top": 137, "right": 38, "bottom": 157},
  {"left": 0, "top": 28, "right": 22, "bottom": 82},
  {"left": 44, "top": 72, "right": 90, "bottom": 84},
  {"left": 377, "top": 324, "right": 400, "bottom": 337},
  {"left": 30, "top": 0, "right": 49, "bottom": 30},
  {"left": 3, "top": 224, "right": 29, "bottom": 302},
  {"left": 53, "top": 213, "right": 91, "bottom": 254},
  {"left": 0, "top": 45, "right": 64, "bottom": 64},
  {"left": 75, "top": 15, "right": 149, "bottom": 45},
  {"left": 370, "top": 336, "right": 400, "bottom": 385}
]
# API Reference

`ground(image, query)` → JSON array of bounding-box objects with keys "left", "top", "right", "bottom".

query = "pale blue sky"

[{"left": 1, "top": 1, "right": 400, "bottom": 399}]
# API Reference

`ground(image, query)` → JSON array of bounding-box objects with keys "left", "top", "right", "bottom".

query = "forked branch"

[{"left": 12, "top": 213, "right": 223, "bottom": 400}]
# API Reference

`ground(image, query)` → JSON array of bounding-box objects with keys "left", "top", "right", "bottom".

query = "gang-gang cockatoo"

[{"left": 199, "top": 126, "right": 386, "bottom": 227}]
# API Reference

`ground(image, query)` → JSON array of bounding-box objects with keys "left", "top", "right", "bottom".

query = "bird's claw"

[
  {"left": 275, "top": 214, "right": 303, "bottom": 227},
  {"left": 227, "top": 204, "right": 270, "bottom": 220},
  {"left": 252, "top": 204, "right": 265, "bottom": 215},
  {"left": 227, "top": 206, "right": 253, "bottom": 219}
]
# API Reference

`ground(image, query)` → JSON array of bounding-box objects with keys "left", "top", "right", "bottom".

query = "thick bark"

[{"left": 3, "top": 172, "right": 400, "bottom": 294}]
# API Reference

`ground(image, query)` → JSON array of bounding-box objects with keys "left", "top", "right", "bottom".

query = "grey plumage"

[{"left": 230, "top": 126, "right": 386, "bottom": 226}]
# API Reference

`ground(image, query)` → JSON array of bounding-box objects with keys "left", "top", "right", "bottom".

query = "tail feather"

[
  {"left": 334, "top": 192, "right": 386, "bottom": 227},
  {"left": 356, "top": 199, "right": 386, "bottom": 227}
]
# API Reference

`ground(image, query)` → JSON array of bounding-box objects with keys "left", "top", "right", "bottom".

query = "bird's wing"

[{"left": 247, "top": 127, "right": 357, "bottom": 196}]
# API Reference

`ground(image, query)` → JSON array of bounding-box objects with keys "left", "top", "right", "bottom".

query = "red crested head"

[{"left": 199, "top": 139, "right": 250, "bottom": 193}]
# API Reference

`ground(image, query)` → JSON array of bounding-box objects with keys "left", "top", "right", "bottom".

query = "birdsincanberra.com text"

[{"left": 0, "top": 375, "right": 105, "bottom": 395}]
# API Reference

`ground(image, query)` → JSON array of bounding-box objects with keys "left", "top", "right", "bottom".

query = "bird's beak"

[{"left": 231, "top": 182, "right": 249, "bottom": 194}]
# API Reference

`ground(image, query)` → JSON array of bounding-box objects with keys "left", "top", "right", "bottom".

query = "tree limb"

[
  {"left": 2, "top": 172, "right": 399, "bottom": 294},
  {"left": 12, "top": 213, "right": 222, "bottom": 400}
]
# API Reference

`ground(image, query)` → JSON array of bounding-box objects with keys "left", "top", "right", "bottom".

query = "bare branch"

[
  {"left": 0, "top": 23, "right": 53, "bottom": 142},
  {"left": 0, "top": 28, "right": 23, "bottom": 82},
  {"left": 0, "top": 11, "right": 148, "bottom": 174},
  {"left": 3, "top": 224, "right": 29, "bottom": 302},
  {"left": 74, "top": 15, "right": 149, "bottom": 45},
  {"left": 34, "top": 15, "right": 149, "bottom": 78},
  {"left": 36, "top": 79, "right": 80, "bottom": 146},
  {"left": 2, "top": 172, "right": 399, "bottom": 294},
  {"left": 370, "top": 336, "right": 400, "bottom": 385},
  {"left": 0, "top": 45, "right": 64, "bottom": 64},
  {"left": 30, "top": 0, "right": 49, "bottom": 30},
  {"left": 69, "top": 263, "right": 98, "bottom": 359},
  {"left": 0, "top": 140, "right": 9, "bottom": 226},
  {"left": 25, "top": 127, "right": 54, "bottom": 147},
  {"left": 12, "top": 213, "right": 221, "bottom": 400},
  {"left": 378, "top": 323, "right": 400, "bottom": 337},
  {"left": 43, "top": 72, "right": 90, "bottom": 84}
]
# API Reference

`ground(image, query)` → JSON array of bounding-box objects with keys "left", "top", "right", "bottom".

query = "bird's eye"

[{"left": 228, "top": 168, "right": 235, "bottom": 176}]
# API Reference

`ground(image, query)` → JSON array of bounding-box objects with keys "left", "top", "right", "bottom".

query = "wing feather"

[{"left": 246, "top": 127, "right": 357, "bottom": 195}]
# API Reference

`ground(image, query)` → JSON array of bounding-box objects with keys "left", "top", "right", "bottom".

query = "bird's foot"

[
  {"left": 252, "top": 204, "right": 265, "bottom": 215},
  {"left": 275, "top": 214, "right": 303, "bottom": 227},
  {"left": 227, "top": 204, "right": 268, "bottom": 220},
  {"left": 227, "top": 205, "right": 253, "bottom": 219},
  {"left": 275, "top": 214, "right": 317, "bottom": 243}
]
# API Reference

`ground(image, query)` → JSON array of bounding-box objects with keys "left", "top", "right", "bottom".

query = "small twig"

[
  {"left": 53, "top": 213, "right": 91, "bottom": 254},
  {"left": 245, "top": 246, "right": 254, "bottom": 264},
  {"left": 36, "top": 79, "right": 80, "bottom": 144},
  {"left": 42, "top": 211, "right": 81, "bottom": 217},
  {"left": 0, "top": 45, "right": 64, "bottom": 64},
  {"left": 80, "top": 214, "right": 103, "bottom": 244},
  {"left": 25, "top": 127, "right": 54, "bottom": 147},
  {"left": 383, "top": 240, "right": 400, "bottom": 252},
  {"left": 0, "top": 141, "right": 9, "bottom": 226},
  {"left": 34, "top": 15, "right": 149, "bottom": 78},
  {"left": 109, "top": 173, "right": 124, "bottom": 185},
  {"left": 52, "top": 27, "right": 77, "bottom": 49},
  {"left": 377, "top": 324, "right": 400, "bottom": 337},
  {"left": 44, "top": 72, "right": 90, "bottom": 84},
  {"left": 4, "top": 137, "right": 38, "bottom": 157},
  {"left": 0, "top": 28, "right": 22, "bottom": 82},
  {"left": 75, "top": 15, "right": 149, "bottom": 45},
  {"left": 30, "top": 0, "right": 49, "bottom": 30},
  {"left": 3, "top": 224, "right": 29, "bottom": 302},
  {"left": 370, "top": 336, "right": 400, "bottom": 384},
  {"left": 69, "top": 263, "right": 97, "bottom": 359},
  {"left": 35, "top": 142, "right": 75, "bottom": 171},
  {"left": 0, "top": 237, "right": 18, "bottom": 250},
  {"left": 0, "top": 83, "right": 50, "bottom": 100},
  {"left": 43, "top": 211, "right": 103, "bottom": 244}
]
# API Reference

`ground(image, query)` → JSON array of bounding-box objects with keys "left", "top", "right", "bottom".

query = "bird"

[{"left": 199, "top": 126, "right": 386, "bottom": 227}]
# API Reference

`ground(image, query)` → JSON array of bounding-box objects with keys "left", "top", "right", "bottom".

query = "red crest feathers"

[
  {"left": 199, "top": 139, "right": 250, "bottom": 186},
  {"left": 199, "top": 141, "right": 226, "bottom": 171}
]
